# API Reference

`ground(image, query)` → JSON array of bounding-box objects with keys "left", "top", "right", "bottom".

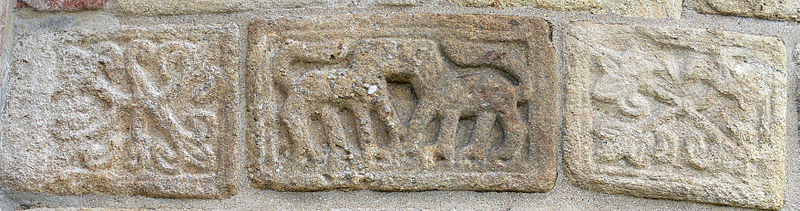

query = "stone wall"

[{"left": 0, "top": 0, "right": 798, "bottom": 210}]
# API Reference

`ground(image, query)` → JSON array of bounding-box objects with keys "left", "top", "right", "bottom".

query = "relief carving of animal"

[
  {"left": 275, "top": 38, "right": 532, "bottom": 165},
  {"left": 404, "top": 40, "right": 530, "bottom": 163},
  {"left": 275, "top": 39, "right": 425, "bottom": 164}
]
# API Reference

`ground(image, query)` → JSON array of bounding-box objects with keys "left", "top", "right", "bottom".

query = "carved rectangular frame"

[{"left": 247, "top": 14, "right": 558, "bottom": 192}]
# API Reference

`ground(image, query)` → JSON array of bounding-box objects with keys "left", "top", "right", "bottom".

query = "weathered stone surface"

[
  {"left": 247, "top": 14, "right": 558, "bottom": 191},
  {"left": 0, "top": 25, "right": 240, "bottom": 198},
  {"left": 449, "top": 0, "right": 681, "bottom": 18},
  {"left": 564, "top": 23, "right": 787, "bottom": 209},
  {"left": 110, "top": 0, "right": 245, "bottom": 16},
  {"left": 28, "top": 209, "right": 183, "bottom": 211},
  {"left": 377, "top": 0, "right": 427, "bottom": 6},
  {"left": 111, "top": 0, "right": 430, "bottom": 16},
  {"left": 697, "top": 0, "right": 800, "bottom": 22},
  {"left": 19, "top": 0, "right": 107, "bottom": 11},
  {"left": 28, "top": 209, "right": 145, "bottom": 211},
  {"left": 1, "top": 0, "right": 9, "bottom": 91},
  {"left": 0, "top": 189, "right": 17, "bottom": 211},
  {"left": 29, "top": 209, "right": 184, "bottom": 211}
]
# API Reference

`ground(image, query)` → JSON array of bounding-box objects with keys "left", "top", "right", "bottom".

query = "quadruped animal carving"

[{"left": 247, "top": 14, "right": 557, "bottom": 192}]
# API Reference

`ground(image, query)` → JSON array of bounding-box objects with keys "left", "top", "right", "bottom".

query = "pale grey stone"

[
  {"left": 697, "top": 0, "right": 800, "bottom": 22},
  {"left": 449, "top": 0, "right": 682, "bottom": 18},
  {"left": 0, "top": 24, "right": 241, "bottom": 198},
  {"left": 564, "top": 22, "right": 787, "bottom": 209},
  {"left": 110, "top": 0, "right": 433, "bottom": 16}
]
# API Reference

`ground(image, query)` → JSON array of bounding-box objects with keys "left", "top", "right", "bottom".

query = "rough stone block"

[
  {"left": 377, "top": 0, "right": 427, "bottom": 6},
  {"left": 28, "top": 209, "right": 183, "bottom": 211},
  {"left": 247, "top": 14, "right": 558, "bottom": 191},
  {"left": 0, "top": 25, "right": 240, "bottom": 198},
  {"left": 28, "top": 209, "right": 140, "bottom": 211},
  {"left": 111, "top": 0, "right": 430, "bottom": 16},
  {"left": 449, "top": 0, "right": 681, "bottom": 18},
  {"left": 564, "top": 23, "right": 787, "bottom": 209},
  {"left": 19, "top": 0, "right": 107, "bottom": 11},
  {"left": 697, "top": 0, "right": 800, "bottom": 22},
  {"left": 111, "top": 0, "right": 245, "bottom": 16}
]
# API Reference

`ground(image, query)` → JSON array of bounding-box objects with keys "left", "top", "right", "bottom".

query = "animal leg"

[
  {"left": 491, "top": 106, "right": 527, "bottom": 161},
  {"left": 349, "top": 103, "right": 380, "bottom": 161},
  {"left": 436, "top": 110, "right": 459, "bottom": 161},
  {"left": 374, "top": 97, "right": 404, "bottom": 145},
  {"left": 320, "top": 105, "right": 352, "bottom": 165},
  {"left": 282, "top": 95, "right": 324, "bottom": 164},
  {"left": 405, "top": 102, "right": 435, "bottom": 156},
  {"left": 467, "top": 111, "right": 495, "bottom": 162}
]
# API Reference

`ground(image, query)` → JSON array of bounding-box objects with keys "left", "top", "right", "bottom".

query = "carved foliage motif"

[
  {"left": 9, "top": 26, "right": 239, "bottom": 198},
  {"left": 80, "top": 40, "right": 220, "bottom": 175},
  {"left": 564, "top": 23, "right": 787, "bottom": 209},
  {"left": 247, "top": 14, "right": 558, "bottom": 191}
]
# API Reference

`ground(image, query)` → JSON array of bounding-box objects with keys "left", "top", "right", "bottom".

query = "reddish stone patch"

[
  {"left": 15, "top": 0, "right": 29, "bottom": 9},
  {"left": 20, "top": 0, "right": 107, "bottom": 11}
]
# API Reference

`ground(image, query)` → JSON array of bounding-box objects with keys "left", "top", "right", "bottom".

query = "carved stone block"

[
  {"left": 0, "top": 25, "right": 240, "bottom": 198},
  {"left": 564, "top": 23, "right": 787, "bottom": 209},
  {"left": 697, "top": 0, "right": 800, "bottom": 22},
  {"left": 111, "top": 0, "right": 244, "bottom": 16},
  {"left": 247, "top": 14, "right": 558, "bottom": 191},
  {"left": 449, "top": 0, "right": 681, "bottom": 19},
  {"left": 111, "top": 0, "right": 429, "bottom": 16}
]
